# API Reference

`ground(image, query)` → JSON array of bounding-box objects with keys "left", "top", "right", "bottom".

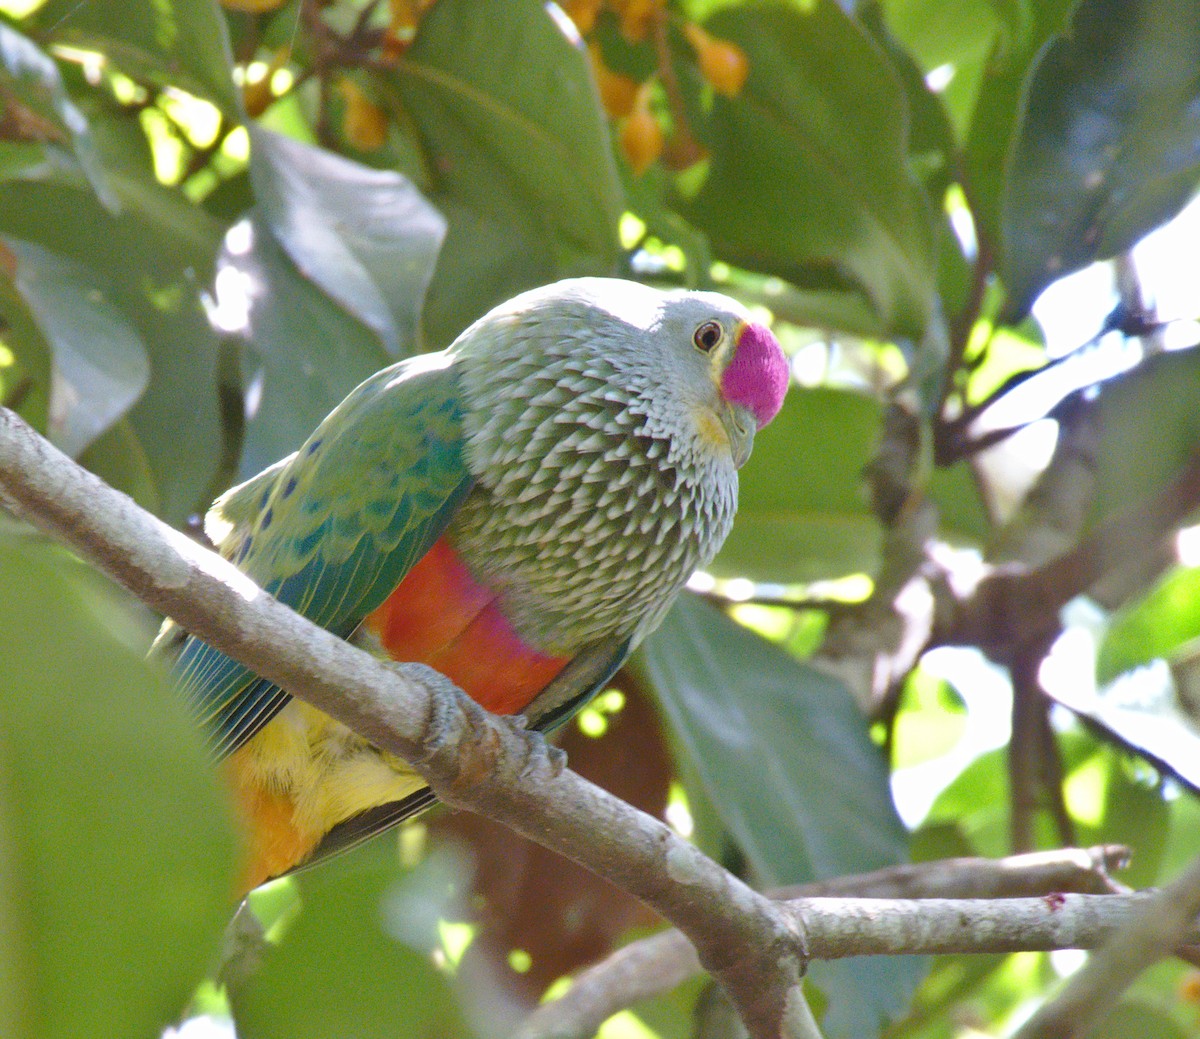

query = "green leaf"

[
  {"left": 1099, "top": 566, "right": 1200, "bottom": 683},
  {"left": 928, "top": 459, "right": 992, "bottom": 544},
  {"left": 0, "top": 253, "right": 52, "bottom": 428},
  {"left": 233, "top": 841, "right": 476, "bottom": 1039},
  {"left": 638, "top": 594, "right": 919, "bottom": 1037},
  {"left": 960, "top": 0, "right": 1075, "bottom": 253},
  {"left": 640, "top": 596, "right": 906, "bottom": 879},
  {"left": 4, "top": 237, "right": 149, "bottom": 456},
  {"left": 389, "top": 0, "right": 623, "bottom": 346},
  {"left": 892, "top": 668, "right": 967, "bottom": 770},
  {"left": 1090, "top": 1001, "right": 1193, "bottom": 1039},
  {"left": 712, "top": 387, "right": 883, "bottom": 584},
  {"left": 248, "top": 126, "right": 446, "bottom": 356},
  {"left": 1001, "top": 0, "right": 1200, "bottom": 319},
  {"left": 217, "top": 218, "right": 391, "bottom": 478},
  {"left": 878, "top": 0, "right": 1002, "bottom": 135},
  {"left": 0, "top": 535, "right": 237, "bottom": 1039},
  {"left": 30, "top": 0, "right": 242, "bottom": 117},
  {"left": 681, "top": 1, "right": 937, "bottom": 339},
  {"left": 78, "top": 415, "right": 162, "bottom": 516},
  {"left": 0, "top": 23, "right": 115, "bottom": 209},
  {"left": 1091, "top": 348, "right": 1200, "bottom": 527},
  {"left": 0, "top": 167, "right": 227, "bottom": 523}
]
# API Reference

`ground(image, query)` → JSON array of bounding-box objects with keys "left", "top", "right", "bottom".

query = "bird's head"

[
  {"left": 644, "top": 287, "right": 789, "bottom": 469},
  {"left": 459, "top": 278, "right": 788, "bottom": 472}
]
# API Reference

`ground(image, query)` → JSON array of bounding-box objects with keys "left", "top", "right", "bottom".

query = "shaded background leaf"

[
  {"left": 0, "top": 23, "right": 115, "bottom": 208},
  {"left": 389, "top": 0, "right": 624, "bottom": 345},
  {"left": 0, "top": 535, "right": 237, "bottom": 1039},
  {"left": 4, "top": 237, "right": 148, "bottom": 457},
  {"left": 29, "top": 0, "right": 242, "bottom": 117},
  {"left": 712, "top": 388, "right": 883, "bottom": 584},
  {"left": 212, "top": 216, "right": 392, "bottom": 478},
  {"left": 234, "top": 843, "right": 477, "bottom": 1039},
  {"left": 639, "top": 595, "right": 919, "bottom": 1036},
  {"left": 0, "top": 170, "right": 226, "bottom": 523},
  {"left": 683, "top": 1, "right": 937, "bottom": 340},
  {"left": 248, "top": 126, "right": 446, "bottom": 356},
  {"left": 1001, "top": 0, "right": 1200, "bottom": 318}
]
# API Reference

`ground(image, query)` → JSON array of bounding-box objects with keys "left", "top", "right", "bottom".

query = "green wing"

[{"left": 173, "top": 355, "right": 474, "bottom": 758}]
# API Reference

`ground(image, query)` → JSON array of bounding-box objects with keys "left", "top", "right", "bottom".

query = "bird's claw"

[{"left": 502, "top": 716, "right": 568, "bottom": 779}]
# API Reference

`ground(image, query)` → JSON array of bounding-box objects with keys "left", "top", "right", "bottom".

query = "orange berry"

[
  {"left": 588, "top": 44, "right": 639, "bottom": 118},
  {"left": 241, "top": 74, "right": 274, "bottom": 118},
  {"left": 0, "top": 240, "right": 16, "bottom": 280},
  {"left": 684, "top": 22, "right": 749, "bottom": 97},
  {"left": 620, "top": 107, "right": 663, "bottom": 175},
  {"left": 612, "top": 0, "right": 658, "bottom": 42},
  {"left": 337, "top": 80, "right": 389, "bottom": 151},
  {"left": 562, "top": 0, "right": 602, "bottom": 35},
  {"left": 1180, "top": 971, "right": 1200, "bottom": 1004},
  {"left": 388, "top": 0, "right": 417, "bottom": 31}
]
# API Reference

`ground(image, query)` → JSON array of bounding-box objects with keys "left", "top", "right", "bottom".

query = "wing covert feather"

[{"left": 174, "top": 355, "right": 473, "bottom": 757}]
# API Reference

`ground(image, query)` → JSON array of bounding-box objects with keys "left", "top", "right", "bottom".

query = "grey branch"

[
  {"left": 0, "top": 407, "right": 809, "bottom": 1039},
  {"left": 515, "top": 846, "right": 1137, "bottom": 1039},
  {"left": 520, "top": 891, "right": 1200, "bottom": 1039},
  {"left": 1013, "top": 850, "right": 1200, "bottom": 1039}
]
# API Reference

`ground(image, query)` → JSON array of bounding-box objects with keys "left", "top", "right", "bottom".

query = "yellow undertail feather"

[{"left": 227, "top": 700, "right": 426, "bottom": 892}]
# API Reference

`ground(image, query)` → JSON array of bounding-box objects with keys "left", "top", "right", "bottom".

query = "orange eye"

[{"left": 693, "top": 320, "right": 723, "bottom": 353}]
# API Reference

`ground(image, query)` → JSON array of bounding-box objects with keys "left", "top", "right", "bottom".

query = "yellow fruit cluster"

[{"left": 569, "top": 0, "right": 749, "bottom": 175}]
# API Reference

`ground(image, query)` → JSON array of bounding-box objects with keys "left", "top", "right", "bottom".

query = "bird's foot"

[{"left": 504, "top": 714, "right": 568, "bottom": 778}]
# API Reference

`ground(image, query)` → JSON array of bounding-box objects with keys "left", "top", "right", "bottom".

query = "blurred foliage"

[{"left": 1, "top": 0, "right": 1200, "bottom": 1037}]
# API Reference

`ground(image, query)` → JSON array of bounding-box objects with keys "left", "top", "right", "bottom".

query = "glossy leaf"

[
  {"left": 0, "top": 168, "right": 226, "bottom": 524},
  {"left": 1099, "top": 566, "right": 1200, "bottom": 683},
  {"left": 682, "top": 1, "right": 937, "bottom": 339},
  {"left": 248, "top": 127, "right": 446, "bottom": 356},
  {"left": 0, "top": 536, "right": 237, "bottom": 1039},
  {"left": 4, "top": 238, "right": 148, "bottom": 457},
  {"left": 1091, "top": 348, "right": 1200, "bottom": 527},
  {"left": 0, "top": 24, "right": 115, "bottom": 209},
  {"left": 30, "top": 0, "right": 241, "bottom": 117},
  {"left": 0, "top": 252, "right": 52, "bottom": 428},
  {"left": 961, "top": 0, "right": 1076, "bottom": 251},
  {"left": 1002, "top": 0, "right": 1200, "bottom": 318},
  {"left": 390, "top": 0, "right": 623, "bottom": 346},
  {"left": 233, "top": 842, "right": 475, "bottom": 1039},
  {"left": 639, "top": 595, "right": 918, "bottom": 1037},
  {"left": 712, "top": 387, "right": 883, "bottom": 583},
  {"left": 1091, "top": 1001, "right": 1192, "bottom": 1039},
  {"left": 215, "top": 217, "right": 391, "bottom": 478},
  {"left": 877, "top": 0, "right": 1001, "bottom": 134}
]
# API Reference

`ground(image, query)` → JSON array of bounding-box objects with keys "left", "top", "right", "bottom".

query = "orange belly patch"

[
  {"left": 364, "top": 535, "right": 569, "bottom": 714},
  {"left": 230, "top": 535, "right": 571, "bottom": 890}
]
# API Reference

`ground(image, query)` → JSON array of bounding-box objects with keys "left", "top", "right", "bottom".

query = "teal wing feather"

[{"left": 173, "top": 355, "right": 474, "bottom": 758}]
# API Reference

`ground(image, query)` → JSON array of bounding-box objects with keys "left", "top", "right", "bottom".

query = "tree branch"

[
  {"left": 0, "top": 407, "right": 808, "bottom": 1039},
  {"left": 516, "top": 846, "right": 1133, "bottom": 1039},
  {"left": 518, "top": 891, "right": 1200, "bottom": 1039},
  {"left": 1014, "top": 851, "right": 1200, "bottom": 1039}
]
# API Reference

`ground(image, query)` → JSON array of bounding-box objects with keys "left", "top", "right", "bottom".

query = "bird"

[{"left": 166, "top": 277, "right": 789, "bottom": 891}]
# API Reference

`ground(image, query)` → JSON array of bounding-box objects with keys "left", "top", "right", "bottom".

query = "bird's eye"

[{"left": 693, "top": 320, "right": 723, "bottom": 353}]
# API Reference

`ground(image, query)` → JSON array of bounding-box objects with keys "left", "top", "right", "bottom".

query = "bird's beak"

[{"left": 721, "top": 403, "right": 757, "bottom": 469}]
